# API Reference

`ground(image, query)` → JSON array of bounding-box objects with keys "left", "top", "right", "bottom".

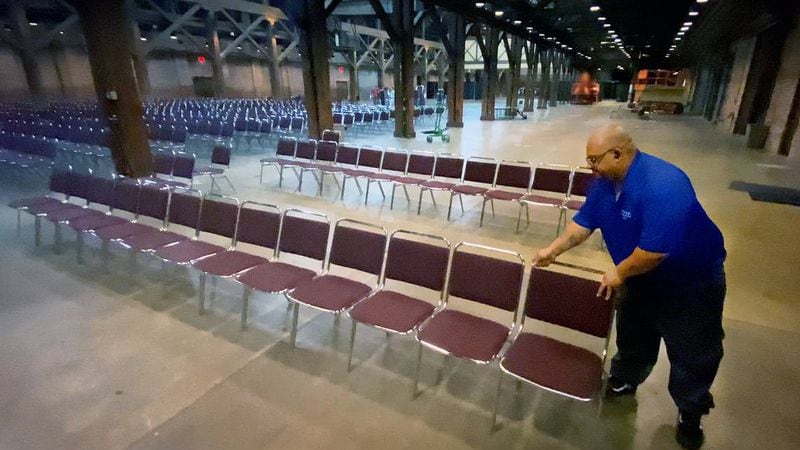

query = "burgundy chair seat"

[
  {"left": 501, "top": 332, "right": 603, "bottom": 400},
  {"left": 393, "top": 176, "right": 426, "bottom": 185},
  {"left": 282, "top": 160, "right": 315, "bottom": 169},
  {"left": 27, "top": 201, "right": 81, "bottom": 215},
  {"left": 95, "top": 222, "right": 156, "bottom": 241},
  {"left": 564, "top": 199, "right": 585, "bottom": 210},
  {"left": 156, "top": 179, "right": 189, "bottom": 188},
  {"left": 193, "top": 166, "right": 224, "bottom": 175},
  {"left": 69, "top": 214, "right": 128, "bottom": 232},
  {"left": 342, "top": 168, "right": 374, "bottom": 178},
  {"left": 9, "top": 197, "right": 61, "bottom": 209},
  {"left": 418, "top": 310, "right": 509, "bottom": 362},
  {"left": 45, "top": 206, "right": 103, "bottom": 222},
  {"left": 349, "top": 290, "right": 435, "bottom": 334},
  {"left": 314, "top": 164, "right": 344, "bottom": 173},
  {"left": 154, "top": 239, "right": 225, "bottom": 264},
  {"left": 367, "top": 173, "right": 399, "bottom": 181},
  {"left": 237, "top": 262, "right": 316, "bottom": 293},
  {"left": 193, "top": 250, "right": 267, "bottom": 277},
  {"left": 520, "top": 194, "right": 564, "bottom": 207},
  {"left": 120, "top": 230, "right": 188, "bottom": 251},
  {"left": 259, "top": 157, "right": 292, "bottom": 165},
  {"left": 289, "top": 274, "right": 372, "bottom": 312},
  {"left": 452, "top": 184, "right": 489, "bottom": 196},
  {"left": 421, "top": 180, "right": 456, "bottom": 189},
  {"left": 485, "top": 190, "right": 525, "bottom": 201}
]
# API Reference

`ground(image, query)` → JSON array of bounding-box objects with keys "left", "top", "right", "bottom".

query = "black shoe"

[
  {"left": 605, "top": 375, "right": 637, "bottom": 398},
  {"left": 676, "top": 413, "right": 704, "bottom": 449}
]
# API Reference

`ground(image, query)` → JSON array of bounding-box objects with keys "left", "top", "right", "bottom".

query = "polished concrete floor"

[{"left": 1, "top": 101, "right": 799, "bottom": 449}]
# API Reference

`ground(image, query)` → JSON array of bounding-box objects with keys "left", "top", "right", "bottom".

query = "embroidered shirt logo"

[{"left": 621, "top": 209, "right": 632, "bottom": 220}]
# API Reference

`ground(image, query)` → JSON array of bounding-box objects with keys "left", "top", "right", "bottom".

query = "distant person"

[{"left": 534, "top": 124, "right": 726, "bottom": 450}]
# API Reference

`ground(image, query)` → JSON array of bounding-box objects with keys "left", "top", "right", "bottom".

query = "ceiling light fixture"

[
  {"left": 29, "top": 22, "right": 38, "bottom": 26},
  {"left": 689, "top": 11, "right": 699, "bottom": 16},
  {"left": 696, "top": 0, "right": 708, "bottom": 3},
  {"left": 683, "top": 22, "right": 693, "bottom": 26},
  {"left": 598, "top": 16, "right": 606, "bottom": 21},
  {"left": 590, "top": 5, "right": 600, "bottom": 12},
  {"left": 603, "top": 23, "right": 610, "bottom": 28},
  {"left": 494, "top": 10, "right": 504, "bottom": 17},
  {"left": 674, "top": 37, "right": 682, "bottom": 41},
  {"left": 475, "top": 2, "right": 485, "bottom": 7},
  {"left": 513, "top": 20, "right": 521, "bottom": 25},
  {"left": 170, "top": 35, "right": 178, "bottom": 40},
  {"left": 140, "top": 37, "right": 147, "bottom": 41},
  {"left": 681, "top": 26, "right": 689, "bottom": 31}
]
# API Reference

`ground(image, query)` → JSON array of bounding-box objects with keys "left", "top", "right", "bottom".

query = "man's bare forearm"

[
  {"left": 547, "top": 221, "right": 592, "bottom": 257},
  {"left": 616, "top": 247, "right": 666, "bottom": 280}
]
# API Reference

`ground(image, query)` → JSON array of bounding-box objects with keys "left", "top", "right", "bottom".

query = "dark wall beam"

[
  {"left": 367, "top": 0, "right": 399, "bottom": 40},
  {"left": 476, "top": 26, "right": 499, "bottom": 121},
  {"left": 298, "top": 0, "right": 333, "bottom": 139},
  {"left": 71, "top": 0, "right": 152, "bottom": 177},
  {"left": 9, "top": 2, "right": 43, "bottom": 96},
  {"left": 392, "top": 0, "right": 415, "bottom": 138},
  {"left": 444, "top": 12, "right": 465, "bottom": 127}
]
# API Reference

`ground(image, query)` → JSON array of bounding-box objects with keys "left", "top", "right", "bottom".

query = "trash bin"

[{"left": 747, "top": 124, "right": 770, "bottom": 149}]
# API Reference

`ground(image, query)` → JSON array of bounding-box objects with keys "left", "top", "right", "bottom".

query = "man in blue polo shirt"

[{"left": 534, "top": 124, "right": 726, "bottom": 449}]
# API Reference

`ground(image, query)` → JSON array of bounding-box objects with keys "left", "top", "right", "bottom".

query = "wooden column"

[
  {"left": 265, "top": 19, "right": 283, "bottom": 98},
  {"left": 392, "top": 0, "right": 416, "bottom": 138},
  {"left": 505, "top": 35, "right": 523, "bottom": 108},
  {"left": 479, "top": 27, "right": 499, "bottom": 121},
  {"left": 298, "top": 0, "right": 333, "bottom": 138},
  {"left": 9, "top": 2, "right": 43, "bottom": 96},
  {"left": 445, "top": 12, "right": 465, "bottom": 128},
  {"left": 523, "top": 42, "right": 537, "bottom": 112},
  {"left": 349, "top": 58, "right": 360, "bottom": 101},
  {"left": 131, "top": 23, "right": 150, "bottom": 97},
  {"left": 71, "top": 0, "right": 151, "bottom": 177},
  {"left": 549, "top": 51, "right": 559, "bottom": 107},
  {"left": 206, "top": 12, "right": 225, "bottom": 97},
  {"left": 377, "top": 41, "right": 386, "bottom": 88}
]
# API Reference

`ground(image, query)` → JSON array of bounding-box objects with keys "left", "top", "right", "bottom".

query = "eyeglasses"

[{"left": 585, "top": 147, "right": 618, "bottom": 166}]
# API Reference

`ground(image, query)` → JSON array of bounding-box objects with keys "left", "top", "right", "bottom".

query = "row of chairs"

[
  {"left": 0, "top": 133, "right": 57, "bottom": 169},
  {"left": 260, "top": 137, "right": 594, "bottom": 234},
  {"left": 147, "top": 147, "right": 234, "bottom": 193},
  {"left": 8, "top": 171, "right": 615, "bottom": 429}
]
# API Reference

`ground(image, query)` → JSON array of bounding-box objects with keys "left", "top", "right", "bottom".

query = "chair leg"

[
  {"left": 259, "top": 164, "right": 264, "bottom": 184},
  {"left": 34, "top": 216, "right": 42, "bottom": 247},
  {"left": 516, "top": 204, "right": 523, "bottom": 233},
  {"left": 479, "top": 199, "right": 487, "bottom": 227},
  {"left": 377, "top": 182, "right": 386, "bottom": 199},
  {"left": 347, "top": 320, "right": 357, "bottom": 372},
  {"left": 297, "top": 169, "right": 305, "bottom": 192},
  {"left": 364, "top": 180, "right": 371, "bottom": 205},
  {"left": 53, "top": 223, "right": 62, "bottom": 254},
  {"left": 459, "top": 195, "right": 465, "bottom": 213},
  {"left": 76, "top": 231, "right": 85, "bottom": 264},
  {"left": 198, "top": 272, "right": 207, "bottom": 314},
  {"left": 430, "top": 189, "right": 437, "bottom": 206},
  {"left": 491, "top": 373, "right": 505, "bottom": 431},
  {"left": 417, "top": 189, "right": 424, "bottom": 215},
  {"left": 526, "top": 203, "right": 530, "bottom": 224},
  {"left": 290, "top": 302, "right": 300, "bottom": 348},
  {"left": 490, "top": 199, "right": 495, "bottom": 217},
  {"left": 278, "top": 167, "right": 284, "bottom": 188},
  {"left": 241, "top": 286, "right": 251, "bottom": 330},
  {"left": 390, "top": 184, "right": 397, "bottom": 210},
  {"left": 16, "top": 209, "right": 21, "bottom": 234},
  {"left": 447, "top": 193, "right": 455, "bottom": 221},
  {"left": 222, "top": 175, "right": 236, "bottom": 193},
  {"left": 340, "top": 177, "right": 347, "bottom": 200},
  {"left": 402, "top": 185, "right": 410, "bottom": 202},
  {"left": 318, "top": 173, "right": 325, "bottom": 197},
  {"left": 413, "top": 341, "right": 423, "bottom": 398}
]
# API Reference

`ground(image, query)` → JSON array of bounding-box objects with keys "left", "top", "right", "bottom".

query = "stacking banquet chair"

[
  {"left": 152, "top": 193, "right": 239, "bottom": 280},
  {"left": 339, "top": 145, "right": 383, "bottom": 200},
  {"left": 479, "top": 160, "right": 533, "bottom": 231},
  {"left": 168, "top": 151, "right": 196, "bottom": 187},
  {"left": 8, "top": 166, "right": 75, "bottom": 234},
  {"left": 116, "top": 188, "right": 201, "bottom": 256},
  {"left": 347, "top": 230, "right": 451, "bottom": 371},
  {"left": 561, "top": 167, "right": 595, "bottom": 234},
  {"left": 316, "top": 142, "right": 358, "bottom": 197},
  {"left": 300, "top": 139, "right": 337, "bottom": 196},
  {"left": 413, "top": 242, "right": 525, "bottom": 398},
  {"left": 285, "top": 219, "right": 388, "bottom": 348},
  {"left": 146, "top": 150, "right": 176, "bottom": 184},
  {"left": 389, "top": 150, "right": 436, "bottom": 210},
  {"left": 193, "top": 145, "right": 236, "bottom": 194},
  {"left": 192, "top": 201, "right": 281, "bottom": 314},
  {"left": 321, "top": 129, "right": 341, "bottom": 143},
  {"left": 518, "top": 163, "right": 573, "bottom": 236},
  {"left": 259, "top": 136, "right": 296, "bottom": 185},
  {"left": 416, "top": 153, "right": 464, "bottom": 215},
  {"left": 364, "top": 148, "right": 409, "bottom": 205},
  {"left": 278, "top": 139, "right": 317, "bottom": 192},
  {"left": 447, "top": 156, "right": 499, "bottom": 221},
  {"left": 492, "top": 264, "right": 614, "bottom": 428},
  {"left": 236, "top": 209, "right": 331, "bottom": 330},
  {"left": 67, "top": 176, "right": 141, "bottom": 262}
]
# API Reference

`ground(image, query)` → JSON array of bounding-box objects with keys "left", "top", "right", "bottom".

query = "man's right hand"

[{"left": 533, "top": 247, "right": 556, "bottom": 267}]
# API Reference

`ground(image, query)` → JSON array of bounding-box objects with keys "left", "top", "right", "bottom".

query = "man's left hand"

[{"left": 598, "top": 268, "right": 624, "bottom": 301}]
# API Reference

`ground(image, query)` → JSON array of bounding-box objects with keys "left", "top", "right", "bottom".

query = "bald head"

[{"left": 587, "top": 123, "right": 636, "bottom": 156}]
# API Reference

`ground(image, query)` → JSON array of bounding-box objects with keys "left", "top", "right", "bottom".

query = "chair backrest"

[
  {"left": 137, "top": 182, "right": 170, "bottom": 222},
  {"left": 259, "top": 120, "right": 272, "bottom": 134},
  {"left": 531, "top": 163, "right": 572, "bottom": 194},
  {"left": 211, "top": 145, "right": 231, "bottom": 166},
  {"left": 357, "top": 146, "right": 383, "bottom": 169},
  {"left": 462, "top": 156, "right": 498, "bottom": 185},
  {"left": 112, "top": 177, "right": 141, "bottom": 214},
  {"left": 197, "top": 193, "right": 239, "bottom": 240},
  {"left": 315, "top": 140, "right": 337, "bottom": 163},
  {"left": 447, "top": 243, "right": 525, "bottom": 316},
  {"left": 406, "top": 150, "right": 436, "bottom": 177},
  {"left": 433, "top": 153, "right": 464, "bottom": 179},
  {"left": 495, "top": 160, "right": 533, "bottom": 190},
  {"left": 49, "top": 168, "right": 72, "bottom": 196},
  {"left": 166, "top": 188, "right": 203, "bottom": 228},
  {"left": 381, "top": 148, "right": 408, "bottom": 173},
  {"left": 295, "top": 139, "right": 316, "bottom": 161},
  {"left": 235, "top": 201, "right": 281, "bottom": 252},
  {"left": 525, "top": 266, "right": 612, "bottom": 338},
  {"left": 86, "top": 176, "right": 116, "bottom": 206},
  {"left": 276, "top": 137, "right": 297, "bottom": 158},
  {"left": 335, "top": 143, "right": 359, "bottom": 166},
  {"left": 327, "top": 219, "right": 387, "bottom": 276},
  {"left": 277, "top": 209, "right": 331, "bottom": 264},
  {"left": 569, "top": 168, "right": 596, "bottom": 198},
  {"left": 172, "top": 152, "right": 195, "bottom": 179},
  {"left": 321, "top": 129, "right": 340, "bottom": 143},
  {"left": 152, "top": 151, "right": 175, "bottom": 176},
  {"left": 383, "top": 230, "right": 450, "bottom": 293}
]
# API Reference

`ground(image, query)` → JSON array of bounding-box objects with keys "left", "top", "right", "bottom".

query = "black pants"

[{"left": 610, "top": 265, "right": 726, "bottom": 416}]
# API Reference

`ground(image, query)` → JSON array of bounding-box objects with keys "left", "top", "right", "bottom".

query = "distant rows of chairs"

[
  {"left": 260, "top": 137, "right": 594, "bottom": 234},
  {"left": 8, "top": 171, "right": 615, "bottom": 428}
]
